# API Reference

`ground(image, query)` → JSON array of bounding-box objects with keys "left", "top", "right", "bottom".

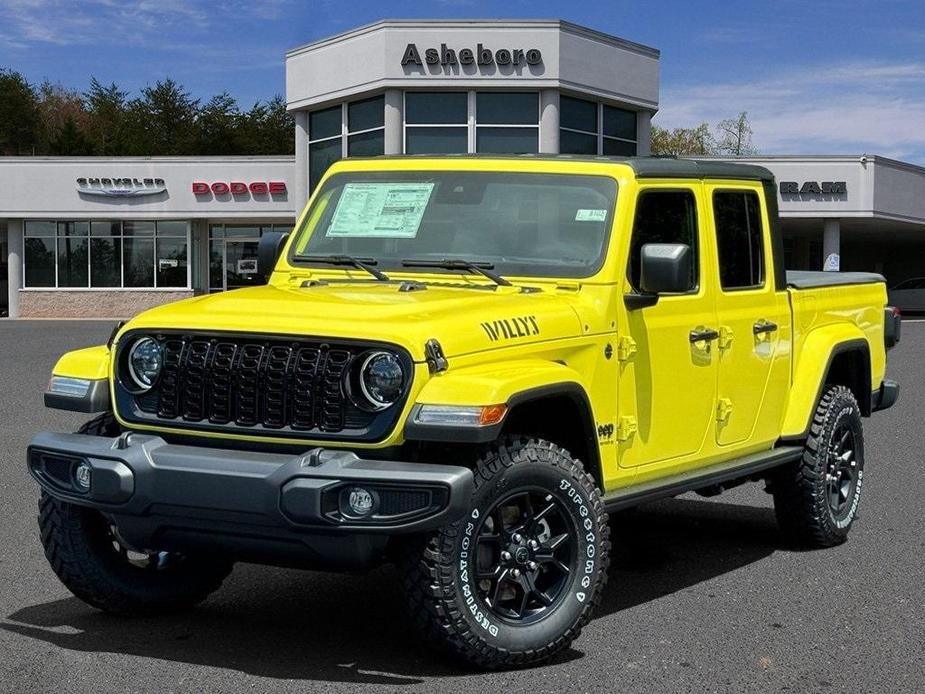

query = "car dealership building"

[{"left": 1, "top": 18, "right": 924, "bottom": 318}]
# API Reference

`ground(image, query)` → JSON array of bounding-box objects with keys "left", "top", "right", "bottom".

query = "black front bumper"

[{"left": 27, "top": 432, "right": 473, "bottom": 569}]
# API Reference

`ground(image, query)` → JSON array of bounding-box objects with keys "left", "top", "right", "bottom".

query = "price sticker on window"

[
  {"left": 575, "top": 209, "right": 607, "bottom": 222},
  {"left": 327, "top": 183, "right": 435, "bottom": 238}
]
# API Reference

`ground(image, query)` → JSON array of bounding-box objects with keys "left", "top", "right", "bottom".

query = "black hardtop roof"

[{"left": 349, "top": 154, "right": 776, "bottom": 182}]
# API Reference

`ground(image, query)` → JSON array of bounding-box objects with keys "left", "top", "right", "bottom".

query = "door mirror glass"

[
  {"left": 257, "top": 232, "right": 289, "bottom": 282},
  {"left": 639, "top": 243, "right": 692, "bottom": 294}
]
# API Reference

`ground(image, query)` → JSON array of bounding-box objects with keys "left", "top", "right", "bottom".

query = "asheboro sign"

[{"left": 401, "top": 42, "right": 542, "bottom": 68}]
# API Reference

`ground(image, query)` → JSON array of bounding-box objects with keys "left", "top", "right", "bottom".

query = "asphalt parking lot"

[{"left": 0, "top": 320, "right": 922, "bottom": 694}]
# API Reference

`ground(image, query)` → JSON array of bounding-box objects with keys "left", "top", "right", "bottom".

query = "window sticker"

[
  {"left": 327, "top": 182, "right": 435, "bottom": 238},
  {"left": 575, "top": 208, "right": 608, "bottom": 222}
]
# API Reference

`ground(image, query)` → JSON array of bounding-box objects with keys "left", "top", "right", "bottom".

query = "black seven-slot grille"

[{"left": 120, "top": 334, "right": 405, "bottom": 441}]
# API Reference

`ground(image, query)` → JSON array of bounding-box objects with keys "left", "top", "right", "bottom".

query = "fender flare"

[
  {"left": 403, "top": 359, "right": 600, "bottom": 476},
  {"left": 781, "top": 332, "right": 871, "bottom": 441}
]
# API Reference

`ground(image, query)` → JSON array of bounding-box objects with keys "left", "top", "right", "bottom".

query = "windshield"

[{"left": 290, "top": 170, "right": 618, "bottom": 279}]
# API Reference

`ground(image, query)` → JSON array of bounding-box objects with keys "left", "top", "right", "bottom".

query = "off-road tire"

[
  {"left": 37, "top": 414, "right": 233, "bottom": 615},
  {"left": 401, "top": 437, "right": 610, "bottom": 669},
  {"left": 770, "top": 385, "right": 865, "bottom": 547}
]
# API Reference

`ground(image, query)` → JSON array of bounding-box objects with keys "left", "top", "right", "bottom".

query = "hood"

[{"left": 126, "top": 281, "right": 584, "bottom": 361}]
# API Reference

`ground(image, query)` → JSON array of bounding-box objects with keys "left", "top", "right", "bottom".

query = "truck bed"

[{"left": 786, "top": 271, "right": 886, "bottom": 289}]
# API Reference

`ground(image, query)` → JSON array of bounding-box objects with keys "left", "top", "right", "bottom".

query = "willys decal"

[{"left": 480, "top": 315, "right": 540, "bottom": 342}]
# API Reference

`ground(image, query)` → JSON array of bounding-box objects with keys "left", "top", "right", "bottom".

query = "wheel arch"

[
  {"left": 501, "top": 384, "right": 603, "bottom": 489},
  {"left": 781, "top": 335, "right": 872, "bottom": 441}
]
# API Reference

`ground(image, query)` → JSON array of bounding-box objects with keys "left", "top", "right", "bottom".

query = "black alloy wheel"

[
  {"left": 826, "top": 420, "right": 859, "bottom": 521},
  {"left": 473, "top": 489, "right": 577, "bottom": 625}
]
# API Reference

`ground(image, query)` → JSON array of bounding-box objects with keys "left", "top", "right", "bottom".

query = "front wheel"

[
  {"left": 401, "top": 437, "right": 610, "bottom": 668},
  {"left": 38, "top": 493, "right": 234, "bottom": 615}
]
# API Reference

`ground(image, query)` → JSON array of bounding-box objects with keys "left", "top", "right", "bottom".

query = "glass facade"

[
  {"left": 208, "top": 223, "right": 293, "bottom": 292},
  {"left": 309, "top": 95, "right": 385, "bottom": 191},
  {"left": 23, "top": 220, "right": 189, "bottom": 289},
  {"left": 560, "top": 95, "right": 638, "bottom": 156},
  {"left": 306, "top": 90, "right": 638, "bottom": 191},
  {"left": 404, "top": 91, "right": 539, "bottom": 155}
]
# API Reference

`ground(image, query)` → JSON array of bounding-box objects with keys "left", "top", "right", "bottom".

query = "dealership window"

[
  {"left": 208, "top": 223, "right": 293, "bottom": 292},
  {"left": 308, "top": 95, "right": 385, "bottom": 191},
  {"left": 405, "top": 92, "right": 469, "bottom": 154},
  {"left": 23, "top": 220, "right": 189, "bottom": 289},
  {"left": 560, "top": 95, "right": 637, "bottom": 156},
  {"left": 404, "top": 90, "right": 540, "bottom": 156}
]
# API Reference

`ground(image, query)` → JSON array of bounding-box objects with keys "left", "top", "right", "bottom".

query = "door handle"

[
  {"left": 689, "top": 328, "right": 720, "bottom": 343},
  {"left": 753, "top": 320, "right": 778, "bottom": 336}
]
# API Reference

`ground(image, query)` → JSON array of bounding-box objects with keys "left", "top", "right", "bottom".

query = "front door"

[
  {"left": 224, "top": 239, "right": 261, "bottom": 291},
  {"left": 617, "top": 185, "right": 718, "bottom": 473},
  {"left": 707, "top": 184, "right": 791, "bottom": 447}
]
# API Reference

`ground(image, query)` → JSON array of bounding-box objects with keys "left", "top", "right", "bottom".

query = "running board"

[{"left": 602, "top": 446, "right": 804, "bottom": 512}]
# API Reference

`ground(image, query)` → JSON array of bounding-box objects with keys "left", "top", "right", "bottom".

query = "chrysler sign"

[{"left": 76, "top": 177, "right": 166, "bottom": 197}]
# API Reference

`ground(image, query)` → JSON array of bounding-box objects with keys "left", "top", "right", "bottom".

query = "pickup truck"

[{"left": 29, "top": 156, "right": 900, "bottom": 668}]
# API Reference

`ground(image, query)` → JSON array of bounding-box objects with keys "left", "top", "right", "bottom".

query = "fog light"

[
  {"left": 74, "top": 462, "right": 92, "bottom": 491},
  {"left": 345, "top": 487, "right": 376, "bottom": 517}
]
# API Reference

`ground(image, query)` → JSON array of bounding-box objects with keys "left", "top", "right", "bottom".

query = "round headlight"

[
  {"left": 358, "top": 352, "right": 404, "bottom": 410},
  {"left": 127, "top": 337, "right": 162, "bottom": 390}
]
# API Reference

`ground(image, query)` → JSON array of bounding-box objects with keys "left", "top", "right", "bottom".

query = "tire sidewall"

[
  {"left": 817, "top": 391, "right": 865, "bottom": 536},
  {"left": 453, "top": 450, "right": 606, "bottom": 652}
]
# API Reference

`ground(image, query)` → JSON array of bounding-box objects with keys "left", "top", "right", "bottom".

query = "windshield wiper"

[
  {"left": 298, "top": 254, "right": 389, "bottom": 281},
  {"left": 400, "top": 258, "right": 512, "bottom": 287}
]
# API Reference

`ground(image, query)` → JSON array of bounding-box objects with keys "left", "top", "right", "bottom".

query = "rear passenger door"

[{"left": 707, "top": 185, "right": 790, "bottom": 447}]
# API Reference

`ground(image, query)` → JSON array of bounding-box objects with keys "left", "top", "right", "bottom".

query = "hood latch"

[{"left": 425, "top": 338, "right": 449, "bottom": 374}]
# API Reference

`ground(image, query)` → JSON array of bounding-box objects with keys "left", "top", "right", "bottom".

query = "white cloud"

[{"left": 656, "top": 61, "right": 925, "bottom": 162}]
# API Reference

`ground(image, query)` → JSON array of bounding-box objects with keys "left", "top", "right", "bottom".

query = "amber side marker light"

[{"left": 413, "top": 404, "right": 508, "bottom": 427}]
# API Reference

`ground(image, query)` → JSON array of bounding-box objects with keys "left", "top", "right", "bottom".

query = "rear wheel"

[
  {"left": 401, "top": 437, "right": 610, "bottom": 668},
  {"left": 771, "top": 385, "right": 865, "bottom": 547}
]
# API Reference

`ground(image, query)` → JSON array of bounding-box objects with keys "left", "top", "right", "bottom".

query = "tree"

[
  {"left": 0, "top": 69, "right": 40, "bottom": 154},
  {"left": 715, "top": 111, "right": 756, "bottom": 156},
  {"left": 651, "top": 123, "right": 715, "bottom": 156},
  {"left": 48, "top": 115, "right": 93, "bottom": 155},
  {"left": 126, "top": 78, "right": 199, "bottom": 155},
  {"left": 84, "top": 77, "right": 130, "bottom": 155},
  {"left": 238, "top": 95, "right": 294, "bottom": 155},
  {"left": 36, "top": 81, "right": 89, "bottom": 153},
  {"left": 196, "top": 92, "right": 242, "bottom": 155}
]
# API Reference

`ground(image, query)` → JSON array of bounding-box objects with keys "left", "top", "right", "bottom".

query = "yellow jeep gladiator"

[{"left": 30, "top": 156, "right": 901, "bottom": 668}]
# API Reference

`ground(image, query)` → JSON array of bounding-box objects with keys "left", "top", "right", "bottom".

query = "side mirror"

[
  {"left": 257, "top": 232, "right": 289, "bottom": 282},
  {"left": 625, "top": 243, "right": 692, "bottom": 310},
  {"left": 640, "top": 243, "right": 692, "bottom": 294}
]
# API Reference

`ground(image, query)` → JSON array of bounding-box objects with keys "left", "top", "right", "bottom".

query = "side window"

[
  {"left": 627, "top": 190, "right": 698, "bottom": 292},
  {"left": 713, "top": 190, "right": 765, "bottom": 289}
]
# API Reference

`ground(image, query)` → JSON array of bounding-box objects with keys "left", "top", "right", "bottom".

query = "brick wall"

[{"left": 19, "top": 290, "right": 194, "bottom": 318}]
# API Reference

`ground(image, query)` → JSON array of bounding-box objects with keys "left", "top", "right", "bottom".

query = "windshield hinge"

[
  {"left": 555, "top": 281, "right": 581, "bottom": 292},
  {"left": 617, "top": 336, "right": 637, "bottom": 362},
  {"left": 616, "top": 415, "right": 637, "bottom": 442},
  {"left": 425, "top": 339, "right": 449, "bottom": 374}
]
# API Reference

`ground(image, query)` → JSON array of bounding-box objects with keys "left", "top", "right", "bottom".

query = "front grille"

[{"left": 120, "top": 333, "right": 406, "bottom": 440}]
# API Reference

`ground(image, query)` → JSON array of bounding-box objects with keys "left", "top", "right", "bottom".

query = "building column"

[
  {"left": 636, "top": 111, "right": 653, "bottom": 156},
  {"left": 823, "top": 218, "right": 841, "bottom": 271},
  {"left": 293, "top": 110, "right": 310, "bottom": 212},
  {"left": 384, "top": 89, "right": 404, "bottom": 155},
  {"left": 7, "top": 218, "right": 22, "bottom": 319},
  {"left": 539, "top": 89, "right": 560, "bottom": 153}
]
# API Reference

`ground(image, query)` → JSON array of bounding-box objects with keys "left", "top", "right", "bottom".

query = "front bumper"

[{"left": 27, "top": 432, "right": 473, "bottom": 569}]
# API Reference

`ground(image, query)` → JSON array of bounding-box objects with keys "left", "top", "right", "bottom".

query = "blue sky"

[{"left": 2, "top": 0, "right": 924, "bottom": 161}]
